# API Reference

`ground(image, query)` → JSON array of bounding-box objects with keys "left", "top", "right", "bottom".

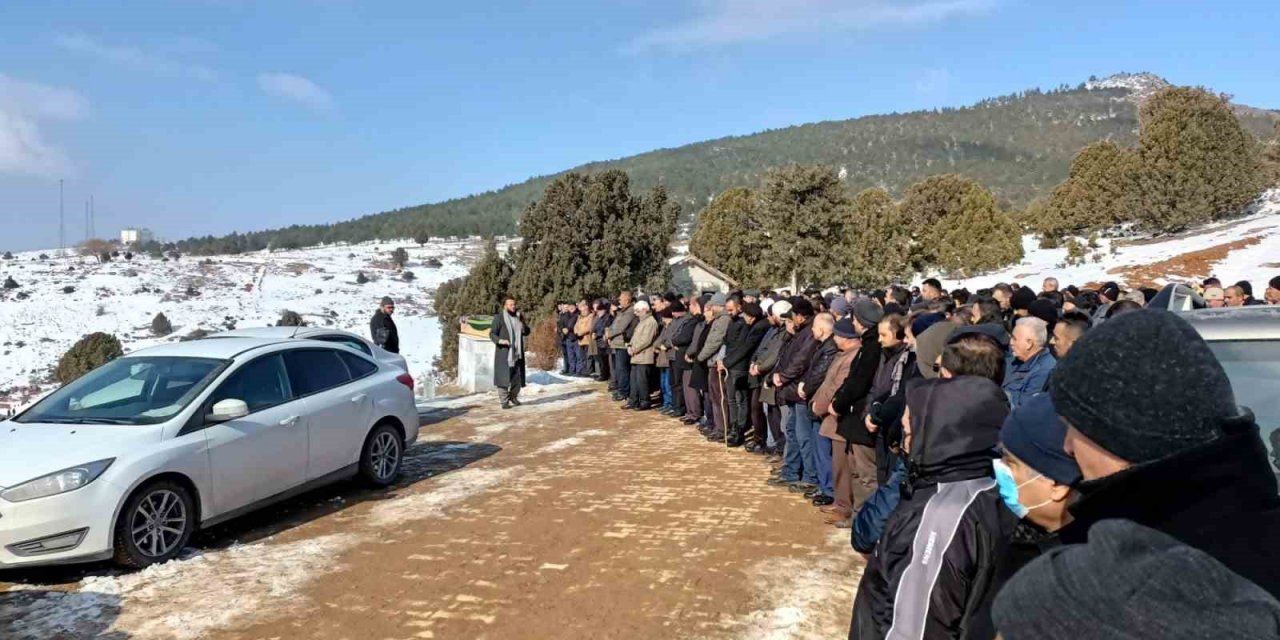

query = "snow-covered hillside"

[
  {"left": 953, "top": 189, "right": 1280, "bottom": 291},
  {"left": 0, "top": 239, "right": 482, "bottom": 407}
]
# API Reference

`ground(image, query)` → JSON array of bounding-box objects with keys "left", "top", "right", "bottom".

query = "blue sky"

[{"left": 1, "top": 0, "right": 1277, "bottom": 250}]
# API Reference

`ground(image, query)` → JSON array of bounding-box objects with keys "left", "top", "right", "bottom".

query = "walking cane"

[{"left": 719, "top": 366, "right": 730, "bottom": 448}]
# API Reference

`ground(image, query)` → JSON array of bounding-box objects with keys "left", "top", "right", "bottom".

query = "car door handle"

[
  {"left": 350, "top": 394, "right": 367, "bottom": 403},
  {"left": 279, "top": 415, "right": 300, "bottom": 427}
]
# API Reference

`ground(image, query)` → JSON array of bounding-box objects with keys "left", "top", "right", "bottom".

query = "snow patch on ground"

[
  {"left": 737, "top": 530, "right": 861, "bottom": 640},
  {"left": 3, "top": 534, "right": 355, "bottom": 640},
  {"left": 0, "top": 237, "right": 480, "bottom": 406},
  {"left": 535, "top": 428, "right": 611, "bottom": 454},
  {"left": 366, "top": 466, "right": 523, "bottom": 527},
  {"left": 470, "top": 421, "right": 513, "bottom": 441},
  {"left": 950, "top": 188, "right": 1280, "bottom": 290}
]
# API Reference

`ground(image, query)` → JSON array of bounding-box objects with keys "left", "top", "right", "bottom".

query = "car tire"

[
  {"left": 112, "top": 480, "right": 196, "bottom": 569},
  {"left": 359, "top": 423, "right": 404, "bottom": 487}
]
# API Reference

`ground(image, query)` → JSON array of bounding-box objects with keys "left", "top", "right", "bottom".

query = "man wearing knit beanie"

[
  {"left": 1051, "top": 309, "right": 1280, "bottom": 598},
  {"left": 1010, "top": 286, "right": 1036, "bottom": 317},
  {"left": 993, "top": 519, "right": 1280, "bottom": 640}
]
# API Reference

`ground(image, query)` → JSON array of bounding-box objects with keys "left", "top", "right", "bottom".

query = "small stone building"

[{"left": 668, "top": 254, "right": 738, "bottom": 295}]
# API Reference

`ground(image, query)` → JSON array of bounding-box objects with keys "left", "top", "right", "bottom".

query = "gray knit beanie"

[
  {"left": 994, "top": 519, "right": 1280, "bottom": 639},
  {"left": 1049, "top": 309, "right": 1234, "bottom": 464}
]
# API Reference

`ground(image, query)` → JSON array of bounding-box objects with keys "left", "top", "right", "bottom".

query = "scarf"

[{"left": 503, "top": 310, "right": 524, "bottom": 367}]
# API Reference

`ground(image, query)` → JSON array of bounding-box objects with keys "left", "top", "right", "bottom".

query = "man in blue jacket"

[{"left": 1003, "top": 317, "right": 1055, "bottom": 409}]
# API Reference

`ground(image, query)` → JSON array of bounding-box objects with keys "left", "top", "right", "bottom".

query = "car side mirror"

[{"left": 207, "top": 399, "right": 249, "bottom": 422}]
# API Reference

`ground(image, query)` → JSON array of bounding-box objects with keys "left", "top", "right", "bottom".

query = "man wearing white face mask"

[{"left": 991, "top": 392, "right": 1081, "bottom": 590}]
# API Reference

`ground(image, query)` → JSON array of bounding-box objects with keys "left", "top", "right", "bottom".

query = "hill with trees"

[{"left": 175, "top": 73, "right": 1278, "bottom": 255}]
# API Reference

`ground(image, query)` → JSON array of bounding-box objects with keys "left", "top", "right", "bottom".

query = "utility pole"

[
  {"left": 85, "top": 200, "right": 90, "bottom": 242},
  {"left": 58, "top": 179, "right": 65, "bottom": 258},
  {"left": 90, "top": 195, "right": 95, "bottom": 239}
]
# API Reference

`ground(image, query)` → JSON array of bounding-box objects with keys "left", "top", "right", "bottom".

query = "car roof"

[
  {"left": 218, "top": 326, "right": 361, "bottom": 340},
  {"left": 125, "top": 336, "right": 288, "bottom": 360},
  {"left": 1179, "top": 306, "right": 1280, "bottom": 342}
]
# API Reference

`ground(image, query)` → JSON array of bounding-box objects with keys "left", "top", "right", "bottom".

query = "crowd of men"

[{"left": 544, "top": 273, "right": 1280, "bottom": 639}]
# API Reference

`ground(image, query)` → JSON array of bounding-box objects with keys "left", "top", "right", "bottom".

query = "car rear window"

[
  {"left": 283, "top": 349, "right": 353, "bottom": 396},
  {"left": 339, "top": 351, "right": 378, "bottom": 379}
]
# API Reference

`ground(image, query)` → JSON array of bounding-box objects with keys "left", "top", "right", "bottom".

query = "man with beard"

[{"left": 490, "top": 295, "right": 530, "bottom": 409}]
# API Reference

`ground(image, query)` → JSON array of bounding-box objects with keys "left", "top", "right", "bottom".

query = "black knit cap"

[
  {"left": 1011, "top": 286, "right": 1037, "bottom": 311},
  {"left": 1049, "top": 309, "right": 1235, "bottom": 464}
]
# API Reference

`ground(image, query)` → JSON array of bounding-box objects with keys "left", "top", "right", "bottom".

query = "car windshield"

[
  {"left": 16, "top": 357, "right": 227, "bottom": 426},
  {"left": 1207, "top": 340, "right": 1280, "bottom": 475}
]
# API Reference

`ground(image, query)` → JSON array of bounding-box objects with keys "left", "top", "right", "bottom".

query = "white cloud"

[
  {"left": 54, "top": 33, "right": 217, "bottom": 81},
  {"left": 256, "top": 73, "right": 334, "bottom": 112},
  {"left": 0, "top": 74, "right": 89, "bottom": 177},
  {"left": 625, "top": 0, "right": 997, "bottom": 53}
]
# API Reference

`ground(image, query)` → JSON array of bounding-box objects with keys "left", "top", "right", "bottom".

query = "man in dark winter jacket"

[
  {"left": 993, "top": 520, "right": 1280, "bottom": 640},
  {"left": 722, "top": 302, "right": 769, "bottom": 447},
  {"left": 557, "top": 302, "right": 580, "bottom": 376},
  {"left": 1052, "top": 309, "right": 1280, "bottom": 598},
  {"left": 370, "top": 296, "right": 400, "bottom": 354},
  {"left": 850, "top": 375, "right": 1016, "bottom": 640},
  {"left": 768, "top": 299, "right": 818, "bottom": 489},
  {"left": 795, "top": 313, "right": 838, "bottom": 503}
]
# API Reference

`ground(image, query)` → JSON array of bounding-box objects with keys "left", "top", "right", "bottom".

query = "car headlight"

[{"left": 0, "top": 459, "right": 115, "bottom": 503}]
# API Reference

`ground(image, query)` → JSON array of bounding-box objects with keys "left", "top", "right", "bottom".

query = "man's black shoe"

[
  {"left": 788, "top": 482, "right": 817, "bottom": 494},
  {"left": 510, "top": 398, "right": 522, "bottom": 407},
  {"left": 726, "top": 437, "right": 745, "bottom": 448},
  {"left": 811, "top": 495, "right": 835, "bottom": 507},
  {"left": 620, "top": 403, "right": 635, "bottom": 410},
  {"left": 766, "top": 477, "right": 800, "bottom": 487},
  {"left": 704, "top": 430, "right": 724, "bottom": 441}
]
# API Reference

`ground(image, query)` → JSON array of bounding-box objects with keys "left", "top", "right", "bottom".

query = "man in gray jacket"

[
  {"left": 606, "top": 290, "right": 637, "bottom": 401},
  {"left": 696, "top": 293, "right": 732, "bottom": 440}
]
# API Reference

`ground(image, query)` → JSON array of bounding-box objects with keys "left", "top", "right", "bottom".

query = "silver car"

[
  {"left": 216, "top": 327, "right": 408, "bottom": 372},
  {"left": 1180, "top": 305, "right": 1280, "bottom": 473}
]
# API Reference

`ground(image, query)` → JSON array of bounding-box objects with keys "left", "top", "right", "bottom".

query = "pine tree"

[
  {"left": 756, "top": 164, "right": 850, "bottom": 289},
  {"left": 842, "top": 188, "right": 911, "bottom": 287},
  {"left": 151, "top": 312, "right": 173, "bottom": 337},
  {"left": 900, "top": 174, "right": 985, "bottom": 272},
  {"left": 391, "top": 247, "right": 409, "bottom": 269},
  {"left": 1135, "top": 87, "right": 1264, "bottom": 231},
  {"left": 508, "top": 170, "right": 679, "bottom": 311},
  {"left": 689, "top": 188, "right": 770, "bottom": 287},
  {"left": 932, "top": 184, "right": 1024, "bottom": 277},
  {"left": 1040, "top": 141, "right": 1141, "bottom": 239},
  {"left": 435, "top": 240, "right": 513, "bottom": 377},
  {"left": 56, "top": 333, "right": 124, "bottom": 383}
]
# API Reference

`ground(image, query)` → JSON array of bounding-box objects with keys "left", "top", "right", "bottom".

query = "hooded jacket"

[
  {"left": 1058, "top": 411, "right": 1280, "bottom": 598},
  {"left": 851, "top": 376, "right": 1017, "bottom": 640}
]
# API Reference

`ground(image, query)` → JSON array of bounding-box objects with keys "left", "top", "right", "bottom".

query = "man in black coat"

[
  {"left": 721, "top": 302, "right": 769, "bottom": 447},
  {"left": 490, "top": 295, "right": 530, "bottom": 409},
  {"left": 768, "top": 299, "right": 818, "bottom": 490},
  {"left": 370, "top": 296, "right": 400, "bottom": 354},
  {"left": 851, "top": 375, "right": 1016, "bottom": 640},
  {"left": 1052, "top": 309, "right": 1280, "bottom": 598}
]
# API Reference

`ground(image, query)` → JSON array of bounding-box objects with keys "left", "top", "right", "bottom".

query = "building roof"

[{"left": 667, "top": 254, "right": 739, "bottom": 287}]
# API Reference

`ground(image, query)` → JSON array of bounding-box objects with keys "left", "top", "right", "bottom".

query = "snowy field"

[{"left": 0, "top": 238, "right": 484, "bottom": 407}]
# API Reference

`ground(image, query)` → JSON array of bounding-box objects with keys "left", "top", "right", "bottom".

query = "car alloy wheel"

[
  {"left": 370, "top": 431, "right": 401, "bottom": 482},
  {"left": 131, "top": 488, "right": 188, "bottom": 559}
]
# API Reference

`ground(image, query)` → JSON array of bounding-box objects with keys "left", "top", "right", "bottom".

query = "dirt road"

[{"left": 1, "top": 380, "right": 863, "bottom": 639}]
